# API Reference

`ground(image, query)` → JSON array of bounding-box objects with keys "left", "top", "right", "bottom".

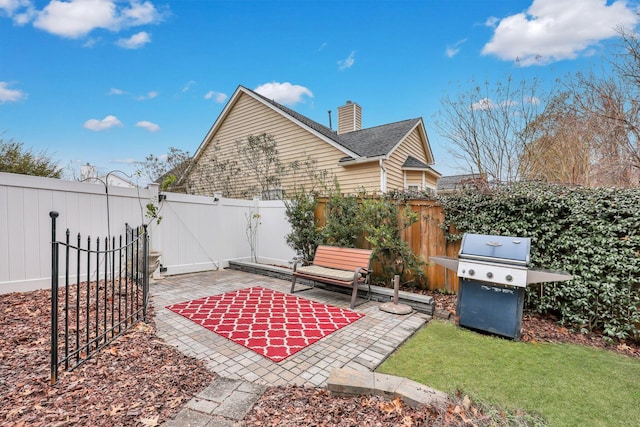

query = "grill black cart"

[{"left": 431, "top": 233, "right": 572, "bottom": 340}]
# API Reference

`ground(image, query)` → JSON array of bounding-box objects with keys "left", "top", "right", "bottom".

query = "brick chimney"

[{"left": 337, "top": 100, "right": 362, "bottom": 134}]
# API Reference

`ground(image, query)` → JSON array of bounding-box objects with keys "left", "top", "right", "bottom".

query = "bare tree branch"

[{"left": 435, "top": 77, "right": 545, "bottom": 182}]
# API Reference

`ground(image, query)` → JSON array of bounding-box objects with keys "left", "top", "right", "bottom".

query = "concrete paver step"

[{"left": 327, "top": 368, "right": 449, "bottom": 408}]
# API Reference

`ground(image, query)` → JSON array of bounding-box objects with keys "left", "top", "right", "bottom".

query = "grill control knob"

[
  {"left": 486, "top": 272, "right": 493, "bottom": 279},
  {"left": 506, "top": 274, "right": 513, "bottom": 282},
  {"left": 468, "top": 269, "right": 475, "bottom": 276}
]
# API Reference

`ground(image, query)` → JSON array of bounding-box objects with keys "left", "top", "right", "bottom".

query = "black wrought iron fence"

[{"left": 49, "top": 211, "right": 149, "bottom": 384}]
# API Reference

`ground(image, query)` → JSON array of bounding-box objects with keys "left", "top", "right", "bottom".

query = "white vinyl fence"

[{"left": 0, "top": 172, "right": 295, "bottom": 294}]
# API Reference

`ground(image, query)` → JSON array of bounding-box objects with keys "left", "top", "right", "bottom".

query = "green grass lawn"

[{"left": 377, "top": 320, "right": 640, "bottom": 427}]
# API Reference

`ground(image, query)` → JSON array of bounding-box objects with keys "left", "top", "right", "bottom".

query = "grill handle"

[{"left": 485, "top": 241, "right": 503, "bottom": 247}]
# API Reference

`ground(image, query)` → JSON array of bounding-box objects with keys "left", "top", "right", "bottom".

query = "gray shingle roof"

[
  {"left": 338, "top": 118, "right": 421, "bottom": 157},
  {"left": 244, "top": 85, "right": 421, "bottom": 159},
  {"left": 437, "top": 173, "right": 486, "bottom": 191},
  {"left": 402, "top": 155, "right": 430, "bottom": 169}
]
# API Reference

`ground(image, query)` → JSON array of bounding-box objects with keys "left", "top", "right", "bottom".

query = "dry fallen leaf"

[
  {"left": 454, "top": 404, "right": 472, "bottom": 423},
  {"left": 618, "top": 343, "right": 631, "bottom": 351},
  {"left": 104, "top": 346, "right": 119, "bottom": 356},
  {"left": 108, "top": 404, "right": 124, "bottom": 416},
  {"left": 139, "top": 415, "right": 159, "bottom": 427},
  {"left": 462, "top": 394, "right": 472, "bottom": 411},
  {"left": 377, "top": 396, "right": 404, "bottom": 415},
  {"left": 134, "top": 322, "right": 153, "bottom": 333},
  {"left": 401, "top": 415, "right": 414, "bottom": 426},
  {"left": 168, "top": 397, "right": 184, "bottom": 408}
]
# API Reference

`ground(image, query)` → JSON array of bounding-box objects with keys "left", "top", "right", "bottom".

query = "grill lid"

[{"left": 459, "top": 233, "right": 531, "bottom": 265}]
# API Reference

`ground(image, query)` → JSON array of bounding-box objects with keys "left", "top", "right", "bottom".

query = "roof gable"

[
  {"left": 402, "top": 155, "right": 429, "bottom": 169},
  {"left": 188, "top": 85, "right": 435, "bottom": 173}
]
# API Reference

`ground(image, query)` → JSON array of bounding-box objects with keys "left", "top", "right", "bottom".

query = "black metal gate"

[{"left": 49, "top": 211, "right": 149, "bottom": 384}]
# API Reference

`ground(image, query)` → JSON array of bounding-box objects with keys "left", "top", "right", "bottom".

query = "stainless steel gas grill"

[{"left": 431, "top": 233, "right": 572, "bottom": 339}]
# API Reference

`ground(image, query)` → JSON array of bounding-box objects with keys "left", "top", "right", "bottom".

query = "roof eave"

[
  {"left": 428, "top": 167, "right": 443, "bottom": 178},
  {"left": 402, "top": 166, "right": 442, "bottom": 177},
  {"left": 338, "top": 155, "right": 387, "bottom": 166},
  {"left": 419, "top": 119, "right": 435, "bottom": 164}
]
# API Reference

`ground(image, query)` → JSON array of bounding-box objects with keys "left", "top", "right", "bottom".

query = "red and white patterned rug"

[{"left": 165, "top": 287, "right": 365, "bottom": 362}]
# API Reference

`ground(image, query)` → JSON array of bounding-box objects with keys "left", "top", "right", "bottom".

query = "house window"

[
  {"left": 261, "top": 188, "right": 283, "bottom": 200},
  {"left": 407, "top": 184, "right": 420, "bottom": 192}
]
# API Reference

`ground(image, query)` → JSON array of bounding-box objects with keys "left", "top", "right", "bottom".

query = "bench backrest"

[{"left": 312, "top": 245, "right": 372, "bottom": 271}]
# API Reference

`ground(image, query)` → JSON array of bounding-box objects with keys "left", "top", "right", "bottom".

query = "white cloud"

[
  {"left": 134, "top": 90, "right": 158, "bottom": 100},
  {"left": 445, "top": 47, "right": 459, "bottom": 58},
  {"left": 28, "top": 0, "right": 163, "bottom": 39},
  {"left": 0, "top": 0, "right": 32, "bottom": 18},
  {"left": 136, "top": 120, "right": 160, "bottom": 132},
  {"left": 116, "top": 31, "right": 150, "bottom": 49},
  {"left": 111, "top": 157, "right": 136, "bottom": 164},
  {"left": 471, "top": 98, "right": 495, "bottom": 111},
  {"left": 0, "top": 81, "right": 27, "bottom": 103},
  {"left": 445, "top": 38, "right": 467, "bottom": 58},
  {"left": 82, "top": 37, "right": 100, "bottom": 47},
  {"left": 181, "top": 80, "right": 196, "bottom": 93},
  {"left": 3, "top": 0, "right": 36, "bottom": 25},
  {"left": 107, "top": 87, "right": 125, "bottom": 95},
  {"left": 484, "top": 16, "right": 499, "bottom": 28},
  {"left": 471, "top": 97, "right": 538, "bottom": 111},
  {"left": 204, "top": 90, "right": 228, "bottom": 103},
  {"left": 482, "top": 0, "right": 640, "bottom": 66},
  {"left": 34, "top": 0, "right": 118, "bottom": 38},
  {"left": 83, "top": 115, "right": 123, "bottom": 131},
  {"left": 120, "top": 0, "right": 159, "bottom": 26},
  {"left": 254, "top": 82, "right": 313, "bottom": 106},
  {"left": 337, "top": 51, "right": 356, "bottom": 70}
]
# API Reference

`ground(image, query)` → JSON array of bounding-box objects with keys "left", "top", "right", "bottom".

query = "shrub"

[
  {"left": 0, "top": 138, "right": 62, "bottom": 178},
  {"left": 358, "top": 196, "right": 426, "bottom": 288},
  {"left": 320, "top": 184, "right": 362, "bottom": 247},
  {"left": 284, "top": 192, "right": 322, "bottom": 265},
  {"left": 438, "top": 182, "right": 640, "bottom": 341}
]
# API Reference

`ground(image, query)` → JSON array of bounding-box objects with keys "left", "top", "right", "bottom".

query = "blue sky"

[{"left": 2, "top": 0, "right": 639, "bottom": 183}]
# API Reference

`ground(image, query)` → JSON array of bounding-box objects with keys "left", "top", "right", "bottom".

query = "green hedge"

[{"left": 438, "top": 182, "right": 640, "bottom": 341}]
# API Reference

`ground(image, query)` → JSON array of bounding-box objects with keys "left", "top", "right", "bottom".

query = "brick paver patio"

[{"left": 152, "top": 269, "right": 429, "bottom": 387}]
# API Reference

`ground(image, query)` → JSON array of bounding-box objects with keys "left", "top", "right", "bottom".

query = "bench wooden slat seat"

[{"left": 291, "top": 245, "right": 373, "bottom": 309}]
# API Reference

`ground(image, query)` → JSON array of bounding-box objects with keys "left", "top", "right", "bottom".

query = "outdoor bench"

[{"left": 290, "top": 245, "right": 373, "bottom": 309}]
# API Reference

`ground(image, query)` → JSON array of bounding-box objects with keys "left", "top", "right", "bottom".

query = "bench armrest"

[{"left": 291, "top": 257, "right": 304, "bottom": 273}]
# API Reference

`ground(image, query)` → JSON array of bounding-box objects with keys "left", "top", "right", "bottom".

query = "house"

[
  {"left": 181, "top": 85, "right": 440, "bottom": 198},
  {"left": 80, "top": 163, "right": 138, "bottom": 188},
  {"left": 436, "top": 173, "right": 488, "bottom": 194}
]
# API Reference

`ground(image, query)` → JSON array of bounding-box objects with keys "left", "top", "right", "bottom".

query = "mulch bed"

[
  {"left": 244, "top": 386, "right": 492, "bottom": 427},
  {"left": 2, "top": 287, "right": 638, "bottom": 426},
  {"left": 0, "top": 289, "right": 215, "bottom": 426},
  {"left": 423, "top": 290, "right": 640, "bottom": 358}
]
